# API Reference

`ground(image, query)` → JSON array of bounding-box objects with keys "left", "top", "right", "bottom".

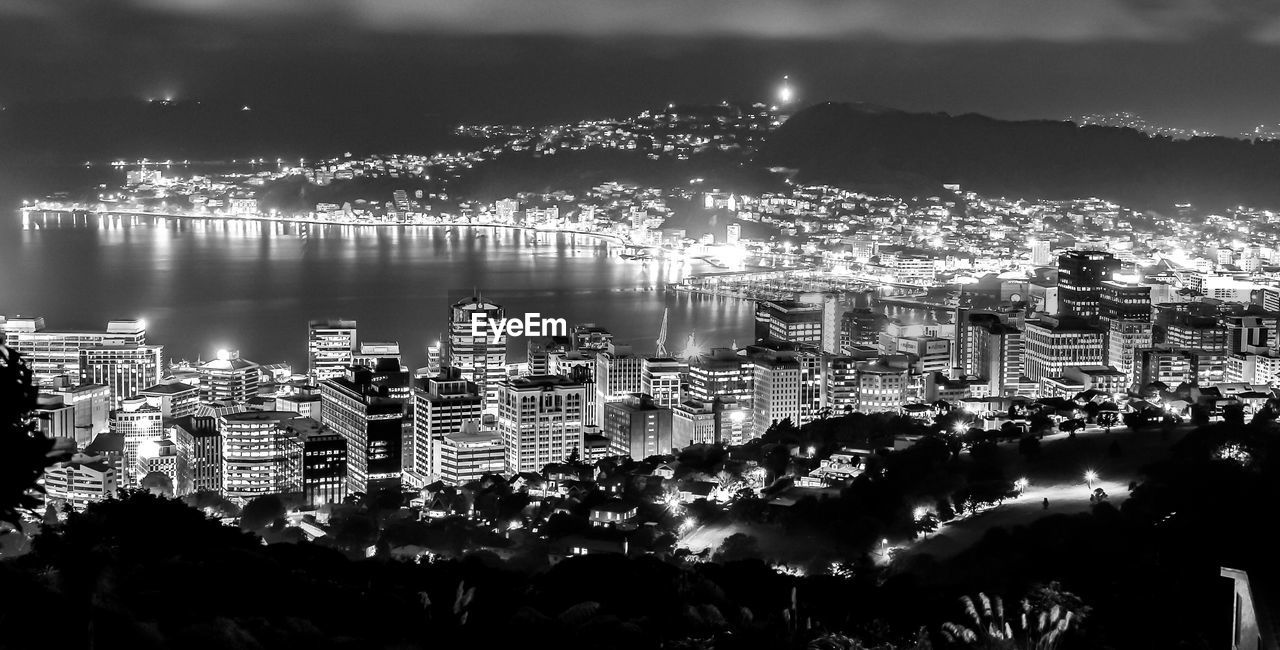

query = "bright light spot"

[
  {"left": 137, "top": 440, "right": 161, "bottom": 459},
  {"left": 216, "top": 348, "right": 231, "bottom": 361},
  {"left": 1084, "top": 470, "right": 1099, "bottom": 483},
  {"left": 1014, "top": 477, "right": 1029, "bottom": 491},
  {"left": 912, "top": 507, "right": 929, "bottom": 521},
  {"left": 952, "top": 421, "right": 968, "bottom": 434},
  {"left": 729, "top": 410, "right": 746, "bottom": 423}
]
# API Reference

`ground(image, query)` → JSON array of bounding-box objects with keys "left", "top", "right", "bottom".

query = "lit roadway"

[{"left": 896, "top": 422, "right": 1193, "bottom": 562}]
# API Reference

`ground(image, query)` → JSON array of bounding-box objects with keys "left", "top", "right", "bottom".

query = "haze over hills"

[{"left": 761, "top": 102, "right": 1280, "bottom": 212}]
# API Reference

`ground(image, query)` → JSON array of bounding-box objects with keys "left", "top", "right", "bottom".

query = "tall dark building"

[
  {"left": 840, "top": 308, "right": 888, "bottom": 352},
  {"left": 1057, "top": 250, "right": 1120, "bottom": 319},
  {"left": 1099, "top": 280, "right": 1152, "bottom": 322},
  {"left": 755, "top": 299, "right": 822, "bottom": 347},
  {"left": 319, "top": 366, "right": 406, "bottom": 495}
]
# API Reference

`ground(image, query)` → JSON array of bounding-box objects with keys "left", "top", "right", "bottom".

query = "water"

[{"left": 0, "top": 169, "right": 754, "bottom": 371}]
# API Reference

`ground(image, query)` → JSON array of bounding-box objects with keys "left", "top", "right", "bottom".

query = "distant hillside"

[{"left": 761, "top": 102, "right": 1280, "bottom": 211}]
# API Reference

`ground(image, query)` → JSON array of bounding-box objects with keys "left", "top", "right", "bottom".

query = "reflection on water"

[{"left": 1, "top": 214, "right": 755, "bottom": 369}]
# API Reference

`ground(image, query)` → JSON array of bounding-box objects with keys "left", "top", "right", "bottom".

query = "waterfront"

[{"left": 0, "top": 210, "right": 755, "bottom": 370}]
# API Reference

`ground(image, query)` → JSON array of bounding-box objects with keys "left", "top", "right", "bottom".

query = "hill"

[{"left": 761, "top": 102, "right": 1280, "bottom": 211}]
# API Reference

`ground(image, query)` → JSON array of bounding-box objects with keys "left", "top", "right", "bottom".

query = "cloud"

[{"left": 8, "top": 0, "right": 1250, "bottom": 43}]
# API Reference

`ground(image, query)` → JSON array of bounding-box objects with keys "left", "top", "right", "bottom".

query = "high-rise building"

[
  {"left": 594, "top": 343, "right": 644, "bottom": 426},
  {"left": 963, "top": 314, "right": 1025, "bottom": 396},
  {"left": 79, "top": 344, "right": 164, "bottom": 405},
  {"left": 279, "top": 416, "right": 347, "bottom": 506},
  {"left": 218, "top": 410, "right": 303, "bottom": 501},
  {"left": 44, "top": 457, "right": 119, "bottom": 511},
  {"left": 308, "top": 319, "right": 358, "bottom": 382},
  {"left": 854, "top": 357, "right": 911, "bottom": 413},
  {"left": 671, "top": 398, "right": 749, "bottom": 448},
  {"left": 446, "top": 295, "right": 507, "bottom": 412},
  {"left": 755, "top": 299, "right": 822, "bottom": 347},
  {"left": 603, "top": 393, "right": 673, "bottom": 459},
  {"left": 1023, "top": 317, "right": 1106, "bottom": 383},
  {"left": 411, "top": 367, "right": 483, "bottom": 485},
  {"left": 139, "top": 382, "right": 199, "bottom": 419},
  {"left": 1, "top": 317, "right": 147, "bottom": 386},
  {"left": 34, "top": 395, "right": 77, "bottom": 441},
  {"left": 198, "top": 349, "right": 260, "bottom": 405},
  {"left": 437, "top": 422, "right": 506, "bottom": 486},
  {"left": 50, "top": 382, "right": 112, "bottom": 445},
  {"left": 1107, "top": 320, "right": 1153, "bottom": 391},
  {"left": 169, "top": 415, "right": 221, "bottom": 495},
  {"left": 747, "top": 344, "right": 801, "bottom": 433},
  {"left": 687, "top": 347, "right": 753, "bottom": 407},
  {"left": 823, "top": 356, "right": 859, "bottom": 415},
  {"left": 109, "top": 396, "right": 163, "bottom": 486},
  {"left": 1099, "top": 281, "right": 1152, "bottom": 322},
  {"left": 1057, "top": 250, "right": 1119, "bottom": 318},
  {"left": 352, "top": 342, "right": 405, "bottom": 371},
  {"left": 841, "top": 309, "right": 889, "bottom": 353},
  {"left": 641, "top": 357, "right": 685, "bottom": 409},
  {"left": 320, "top": 367, "right": 406, "bottom": 495},
  {"left": 134, "top": 438, "right": 181, "bottom": 493},
  {"left": 498, "top": 374, "right": 586, "bottom": 474}
]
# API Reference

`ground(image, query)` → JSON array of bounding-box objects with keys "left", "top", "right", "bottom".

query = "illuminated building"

[
  {"left": 594, "top": 343, "right": 644, "bottom": 426},
  {"left": 281, "top": 416, "right": 347, "bottom": 506},
  {"left": 170, "top": 415, "right": 221, "bottom": 495},
  {"left": 746, "top": 343, "right": 822, "bottom": 433},
  {"left": 0, "top": 317, "right": 147, "bottom": 386},
  {"left": 1022, "top": 317, "right": 1106, "bottom": 383},
  {"left": 110, "top": 396, "right": 163, "bottom": 485},
  {"left": 1099, "top": 281, "right": 1152, "bottom": 322},
  {"left": 44, "top": 458, "right": 118, "bottom": 511},
  {"left": 603, "top": 393, "right": 673, "bottom": 459},
  {"left": 308, "top": 319, "right": 358, "bottom": 382},
  {"left": 1057, "top": 250, "right": 1119, "bottom": 318},
  {"left": 50, "top": 382, "right": 111, "bottom": 445},
  {"left": 854, "top": 357, "right": 911, "bottom": 413},
  {"left": 139, "top": 382, "right": 199, "bottom": 418},
  {"left": 755, "top": 299, "right": 822, "bottom": 347},
  {"left": 411, "top": 367, "right": 483, "bottom": 485},
  {"left": 446, "top": 295, "right": 507, "bottom": 412},
  {"left": 199, "top": 349, "right": 260, "bottom": 404},
  {"left": 962, "top": 314, "right": 1025, "bottom": 396},
  {"left": 1107, "top": 320, "right": 1153, "bottom": 390},
  {"left": 320, "top": 366, "right": 406, "bottom": 494},
  {"left": 437, "top": 422, "right": 506, "bottom": 486},
  {"left": 498, "top": 374, "right": 586, "bottom": 474},
  {"left": 218, "top": 410, "right": 303, "bottom": 501},
  {"left": 641, "top": 356, "right": 685, "bottom": 409},
  {"left": 134, "top": 438, "right": 180, "bottom": 491},
  {"left": 79, "top": 344, "right": 165, "bottom": 405},
  {"left": 34, "top": 395, "right": 77, "bottom": 440}
]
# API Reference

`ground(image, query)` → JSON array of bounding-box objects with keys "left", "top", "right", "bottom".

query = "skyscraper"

[
  {"left": 641, "top": 356, "right": 685, "bottom": 409},
  {"left": 308, "top": 320, "right": 358, "bottom": 382},
  {"left": 410, "top": 367, "right": 483, "bottom": 484},
  {"left": 755, "top": 299, "right": 823, "bottom": 347},
  {"left": 498, "top": 374, "right": 586, "bottom": 474},
  {"left": 603, "top": 393, "right": 673, "bottom": 459},
  {"left": 1, "top": 317, "right": 147, "bottom": 386},
  {"left": 446, "top": 295, "right": 507, "bottom": 412},
  {"left": 218, "top": 410, "right": 304, "bottom": 501},
  {"left": 110, "top": 395, "right": 163, "bottom": 485},
  {"left": 79, "top": 344, "right": 164, "bottom": 405},
  {"left": 320, "top": 366, "right": 406, "bottom": 495},
  {"left": 198, "top": 349, "right": 260, "bottom": 405},
  {"left": 594, "top": 342, "right": 644, "bottom": 426},
  {"left": 1023, "top": 316, "right": 1106, "bottom": 383},
  {"left": 1057, "top": 250, "right": 1120, "bottom": 319}
]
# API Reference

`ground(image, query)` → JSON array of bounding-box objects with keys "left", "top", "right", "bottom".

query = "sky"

[{"left": 3, "top": 0, "right": 1280, "bottom": 134}]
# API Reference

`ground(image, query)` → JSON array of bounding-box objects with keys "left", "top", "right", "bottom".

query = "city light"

[{"left": 137, "top": 440, "right": 161, "bottom": 460}]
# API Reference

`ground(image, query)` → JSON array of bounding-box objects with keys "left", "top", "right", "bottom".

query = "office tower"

[
  {"left": 277, "top": 415, "right": 348, "bottom": 506},
  {"left": 755, "top": 299, "right": 822, "bottom": 347},
  {"left": 1099, "top": 281, "right": 1152, "bottom": 322},
  {"left": 687, "top": 347, "right": 753, "bottom": 404},
  {"left": 1107, "top": 320, "right": 1153, "bottom": 391},
  {"left": 641, "top": 357, "right": 685, "bottom": 408},
  {"left": 198, "top": 349, "right": 260, "bottom": 405},
  {"left": 218, "top": 410, "right": 303, "bottom": 501},
  {"left": 841, "top": 308, "right": 889, "bottom": 353},
  {"left": 79, "top": 344, "right": 165, "bottom": 405},
  {"left": 1138, "top": 349, "right": 1193, "bottom": 388},
  {"left": 603, "top": 393, "right": 673, "bottom": 459},
  {"left": 498, "top": 375, "right": 586, "bottom": 474},
  {"left": 963, "top": 315, "right": 1025, "bottom": 396},
  {"left": 594, "top": 343, "right": 644, "bottom": 426},
  {"left": 1, "top": 317, "right": 147, "bottom": 386},
  {"left": 110, "top": 396, "right": 163, "bottom": 485},
  {"left": 823, "top": 356, "right": 859, "bottom": 415},
  {"left": 352, "top": 342, "right": 405, "bottom": 370},
  {"left": 320, "top": 367, "right": 406, "bottom": 495},
  {"left": 1225, "top": 316, "right": 1269, "bottom": 354},
  {"left": 411, "top": 367, "right": 483, "bottom": 484},
  {"left": 43, "top": 458, "right": 118, "bottom": 511},
  {"left": 308, "top": 319, "right": 358, "bottom": 381},
  {"left": 1023, "top": 316, "right": 1106, "bottom": 383},
  {"left": 139, "top": 382, "right": 199, "bottom": 418},
  {"left": 134, "top": 438, "right": 181, "bottom": 493},
  {"left": 34, "top": 395, "right": 77, "bottom": 440},
  {"left": 169, "top": 415, "right": 222, "bottom": 495},
  {"left": 746, "top": 345, "right": 800, "bottom": 433},
  {"left": 798, "top": 293, "right": 843, "bottom": 355},
  {"left": 275, "top": 383, "right": 322, "bottom": 419},
  {"left": 891, "top": 336, "right": 951, "bottom": 375},
  {"left": 437, "top": 421, "right": 506, "bottom": 486},
  {"left": 1057, "top": 250, "right": 1119, "bottom": 318},
  {"left": 50, "top": 382, "right": 111, "bottom": 444},
  {"left": 446, "top": 295, "right": 507, "bottom": 412},
  {"left": 854, "top": 357, "right": 911, "bottom": 413}
]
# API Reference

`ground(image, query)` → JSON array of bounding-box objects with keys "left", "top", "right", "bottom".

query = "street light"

[
  {"left": 1014, "top": 477, "right": 1029, "bottom": 492},
  {"left": 1084, "top": 470, "right": 1098, "bottom": 489}
]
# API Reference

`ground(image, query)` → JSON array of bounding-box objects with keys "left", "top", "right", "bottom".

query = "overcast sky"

[{"left": 3, "top": 0, "right": 1280, "bottom": 132}]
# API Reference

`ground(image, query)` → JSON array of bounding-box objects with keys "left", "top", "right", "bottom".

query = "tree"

[
  {"left": 140, "top": 471, "right": 175, "bottom": 498},
  {"left": 240, "top": 494, "right": 286, "bottom": 533},
  {"left": 713, "top": 533, "right": 760, "bottom": 563},
  {"left": 1, "top": 340, "right": 73, "bottom": 531},
  {"left": 1017, "top": 435, "right": 1042, "bottom": 460}
]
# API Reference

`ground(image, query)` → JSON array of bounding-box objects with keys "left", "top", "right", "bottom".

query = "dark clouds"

[{"left": 2, "top": 0, "right": 1280, "bottom": 134}]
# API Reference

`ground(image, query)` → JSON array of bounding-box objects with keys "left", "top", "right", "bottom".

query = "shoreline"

[{"left": 19, "top": 205, "right": 638, "bottom": 248}]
